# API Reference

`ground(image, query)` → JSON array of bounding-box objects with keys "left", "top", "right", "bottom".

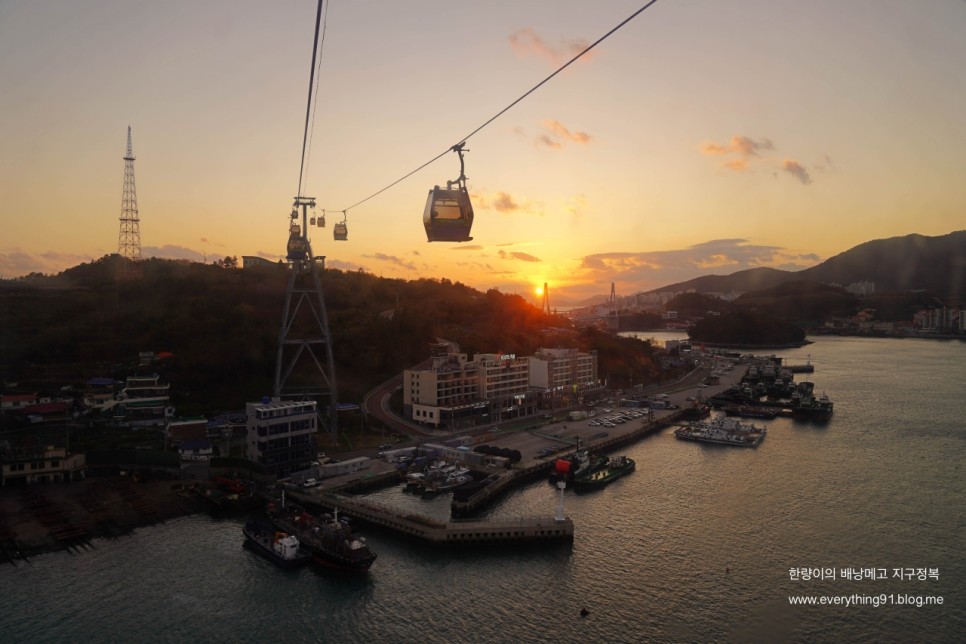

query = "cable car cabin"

[
  {"left": 286, "top": 234, "right": 309, "bottom": 261},
  {"left": 310, "top": 216, "right": 316, "bottom": 226},
  {"left": 333, "top": 222, "right": 348, "bottom": 241},
  {"left": 423, "top": 186, "right": 474, "bottom": 242}
]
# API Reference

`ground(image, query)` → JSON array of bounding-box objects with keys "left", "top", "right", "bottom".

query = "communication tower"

[
  {"left": 542, "top": 282, "right": 551, "bottom": 315},
  {"left": 274, "top": 196, "right": 338, "bottom": 439},
  {"left": 116, "top": 126, "right": 142, "bottom": 280},
  {"left": 609, "top": 282, "right": 619, "bottom": 331}
]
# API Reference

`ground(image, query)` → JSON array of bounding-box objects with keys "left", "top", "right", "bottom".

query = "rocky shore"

[{"left": 0, "top": 476, "right": 205, "bottom": 562}]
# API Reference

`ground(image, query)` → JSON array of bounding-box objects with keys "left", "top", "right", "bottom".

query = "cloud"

[
  {"left": 569, "top": 239, "right": 819, "bottom": 298},
  {"left": 508, "top": 28, "right": 594, "bottom": 67},
  {"left": 498, "top": 250, "right": 541, "bottom": 263},
  {"left": 702, "top": 136, "right": 773, "bottom": 157},
  {"left": 363, "top": 253, "right": 417, "bottom": 271},
  {"left": 492, "top": 192, "right": 520, "bottom": 212},
  {"left": 781, "top": 159, "right": 812, "bottom": 185},
  {"left": 544, "top": 120, "right": 591, "bottom": 145},
  {"left": 536, "top": 134, "right": 561, "bottom": 149},
  {"left": 702, "top": 136, "right": 816, "bottom": 186},
  {"left": 0, "top": 249, "right": 101, "bottom": 277},
  {"left": 564, "top": 194, "right": 588, "bottom": 218},
  {"left": 524, "top": 119, "right": 593, "bottom": 150},
  {"left": 473, "top": 191, "right": 541, "bottom": 215},
  {"left": 449, "top": 245, "right": 484, "bottom": 251},
  {"left": 143, "top": 244, "right": 205, "bottom": 262},
  {"left": 326, "top": 258, "right": 367, "bottom": 272}
]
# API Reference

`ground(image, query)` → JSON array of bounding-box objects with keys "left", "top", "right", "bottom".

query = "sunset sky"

[{"left": 1, "top": 0, "right": 963, "bottom": 305}]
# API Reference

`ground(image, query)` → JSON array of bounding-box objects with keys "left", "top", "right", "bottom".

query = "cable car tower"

[
  {"left": 273, "top": 0, "right": 339, "bottom": 438},
  {"left": 274, "top": 196, "right": 338, "bottom": 439}
]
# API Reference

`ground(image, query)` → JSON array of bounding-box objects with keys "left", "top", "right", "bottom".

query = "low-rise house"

[{"left": 0, "top": 445, "right": 86, "bottom": 486}]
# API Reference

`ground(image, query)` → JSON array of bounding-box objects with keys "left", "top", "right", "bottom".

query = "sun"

[{"left": 534, "top": 284, "right": 544, "bottom": 297}]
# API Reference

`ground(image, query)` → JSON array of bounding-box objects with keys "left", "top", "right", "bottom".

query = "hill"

[
  {"left": 644, "top": 231, "right": 966, "bottom": 300},
  {"left": 0, "top": 256, "right": 660, "bottom": 415}
]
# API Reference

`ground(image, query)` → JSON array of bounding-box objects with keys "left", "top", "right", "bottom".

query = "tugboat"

[
  {"left": 790, "top": 383, "right": 834, "bottom": 421},
  {"left": 548, "top": 445, "right": 607, "bottom": 484},
  {"left": 242, "top": 520, "right": 311, "bottom": 569},
  {"left": 674, "top": 416, "right": 766, "bottom": 447},
  {"left": 268, "top": 501, "right": 377, "bottom": 572},
  {"left": 572, "top": 455, "right": 636, "bottom": 492}
]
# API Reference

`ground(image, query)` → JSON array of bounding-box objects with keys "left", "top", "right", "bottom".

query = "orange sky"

[{"left": 1, "top": 1, "right": 964, "bottom": 305}]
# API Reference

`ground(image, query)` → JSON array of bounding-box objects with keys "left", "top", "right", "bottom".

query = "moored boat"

[
  {"left": 724, "top": 404, "right": 779, "bottom": 419},
  {"left": 572, "top": 455, "right": 635, "bottom": 492},
  {"left": 549, "top": 447, "right": 607, "bottom": 483},
  {"left": 242, "top": 520, "right": 312, "bottom": 569},
  {"left": 674, "top": 416, "right": 766, "bottom": 447},
  {"left": 268, "top": 502, "right": 377, "bottom": 572}
]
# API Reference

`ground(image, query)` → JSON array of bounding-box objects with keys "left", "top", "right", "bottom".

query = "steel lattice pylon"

[
  {"left": 274, "top": 196, "right": 338, "bottom": 438},
  {"left": 116, "top": 126, "right": 142, "bottom": 280}
]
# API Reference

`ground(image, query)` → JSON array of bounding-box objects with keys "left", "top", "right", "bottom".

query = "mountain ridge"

[{"left": 639, "top": 231, "right": 966, "bottom": 300}]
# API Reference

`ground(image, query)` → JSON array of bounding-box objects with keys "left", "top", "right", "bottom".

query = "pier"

[
  {"left": 281, "top": 411, "right": 685, "bottom": 546},
  {"left": 289, "top": 486, "right": 574, "bottom": 545}
]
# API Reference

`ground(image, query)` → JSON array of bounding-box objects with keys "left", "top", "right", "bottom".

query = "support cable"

[
  {"left": 335, "top": 0, "right": 660, "bottom": 213},
  {"left": 297, "top": 0, "right": 326, "bottom": 199},
  {"left": 303, "top": 0, "right": 330, "bottom": 193}
]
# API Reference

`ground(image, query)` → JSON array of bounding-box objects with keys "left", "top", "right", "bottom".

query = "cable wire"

[
  {"left": 297, "top": 0, "right": 326, "bottom": 199},
  {"left": 303, "top": 0, "right": 330, "bottom": 195},
  {"left": 336, "top": 0, "right": 661, "bottom": 213}
]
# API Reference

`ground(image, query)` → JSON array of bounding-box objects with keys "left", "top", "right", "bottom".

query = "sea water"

[{"left": 1, "top": 336, "right": 963, "bottom": 643}]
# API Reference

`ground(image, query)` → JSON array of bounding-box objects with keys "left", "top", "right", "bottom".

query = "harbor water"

[{"left": 1, "top": 336, "right": 963, "bottom": 643}]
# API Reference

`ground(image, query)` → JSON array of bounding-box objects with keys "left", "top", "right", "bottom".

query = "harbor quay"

[
  {"left": 285, "top": 409, "right": 688, "bottom": 546},
  {"left": 293, "top": 486, "right": 574, "bottom": 545}
]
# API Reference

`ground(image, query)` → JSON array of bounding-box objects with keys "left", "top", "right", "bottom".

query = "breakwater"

[{"left": 287, "top": 485, "right": 574, "bottom": 545}]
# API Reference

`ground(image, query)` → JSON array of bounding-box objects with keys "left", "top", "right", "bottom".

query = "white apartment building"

[
  {"left": 404, "top": 343, "right": 598, "bottom": 428},
  {"left": 531, "top": 347, "right": 597, "bottom": 390},
  {"left": 246, "top": 398, "right": 317, "bottom": 476}
]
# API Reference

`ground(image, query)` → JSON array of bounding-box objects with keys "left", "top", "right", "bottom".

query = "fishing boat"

[
  {"left": 549, "top": 447, "right": 607, "bottom": 484},
  {"left": 674, "top": 416, "right": 766, "bottom": 447},
  {"left": 242, "top": 520, "right": 311, "bottom": 569},
  {"left": 268, "top": 502, "right": 377, "bottom": 572},
  {"left": 572, "top": 455, "right": 636, "bottom": 492}
]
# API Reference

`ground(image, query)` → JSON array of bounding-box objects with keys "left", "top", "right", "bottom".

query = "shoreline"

[{"left": 0, "top": 477, "right": 205, "bottom": 562}]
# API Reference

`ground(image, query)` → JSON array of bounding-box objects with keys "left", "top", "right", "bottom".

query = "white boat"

[{"left": 674, "top": 416, "right": 766, "bottom": 447}]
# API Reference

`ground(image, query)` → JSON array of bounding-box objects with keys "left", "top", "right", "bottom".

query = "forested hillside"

[{"left": 1, "top": 256, "right": 659, "bottom": 414}]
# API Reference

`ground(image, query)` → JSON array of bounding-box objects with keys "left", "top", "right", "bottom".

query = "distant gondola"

[
  {"left": 424, "top": 142, "right": 474, "bottom": 242},
  {"left": 287, "top": 233, "right": 309, "bottom": 261},
  {"left": 286, "top": 220, "right": 308, "bottom": 260}
]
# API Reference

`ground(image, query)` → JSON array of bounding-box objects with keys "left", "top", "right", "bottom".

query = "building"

[
  {"left": 165, "top": 417, "right": 209, "bottom": 447},
  {"left": 0, "top": 393, "right": 38, "bottom": 410},
  {"left": 179, "top": 440, "right": 213, "bottom": 461},
  {"left": 90, "top": 374, "right": 173, "bottom": 427},
  {"left": 242, "top": 255, "right": 277, "bottom": 269},
  {"left": 531, "top": 348, "right": 597, "bottom": 390},
  {"left": 245, "top": 398, "right": 317, "bottom": 477},
  {"left": 403, "top": 342, "right": 597, "bottom": 429},
  {"left": 0, "top": 445, "right": 86, "bottom": 486}
]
